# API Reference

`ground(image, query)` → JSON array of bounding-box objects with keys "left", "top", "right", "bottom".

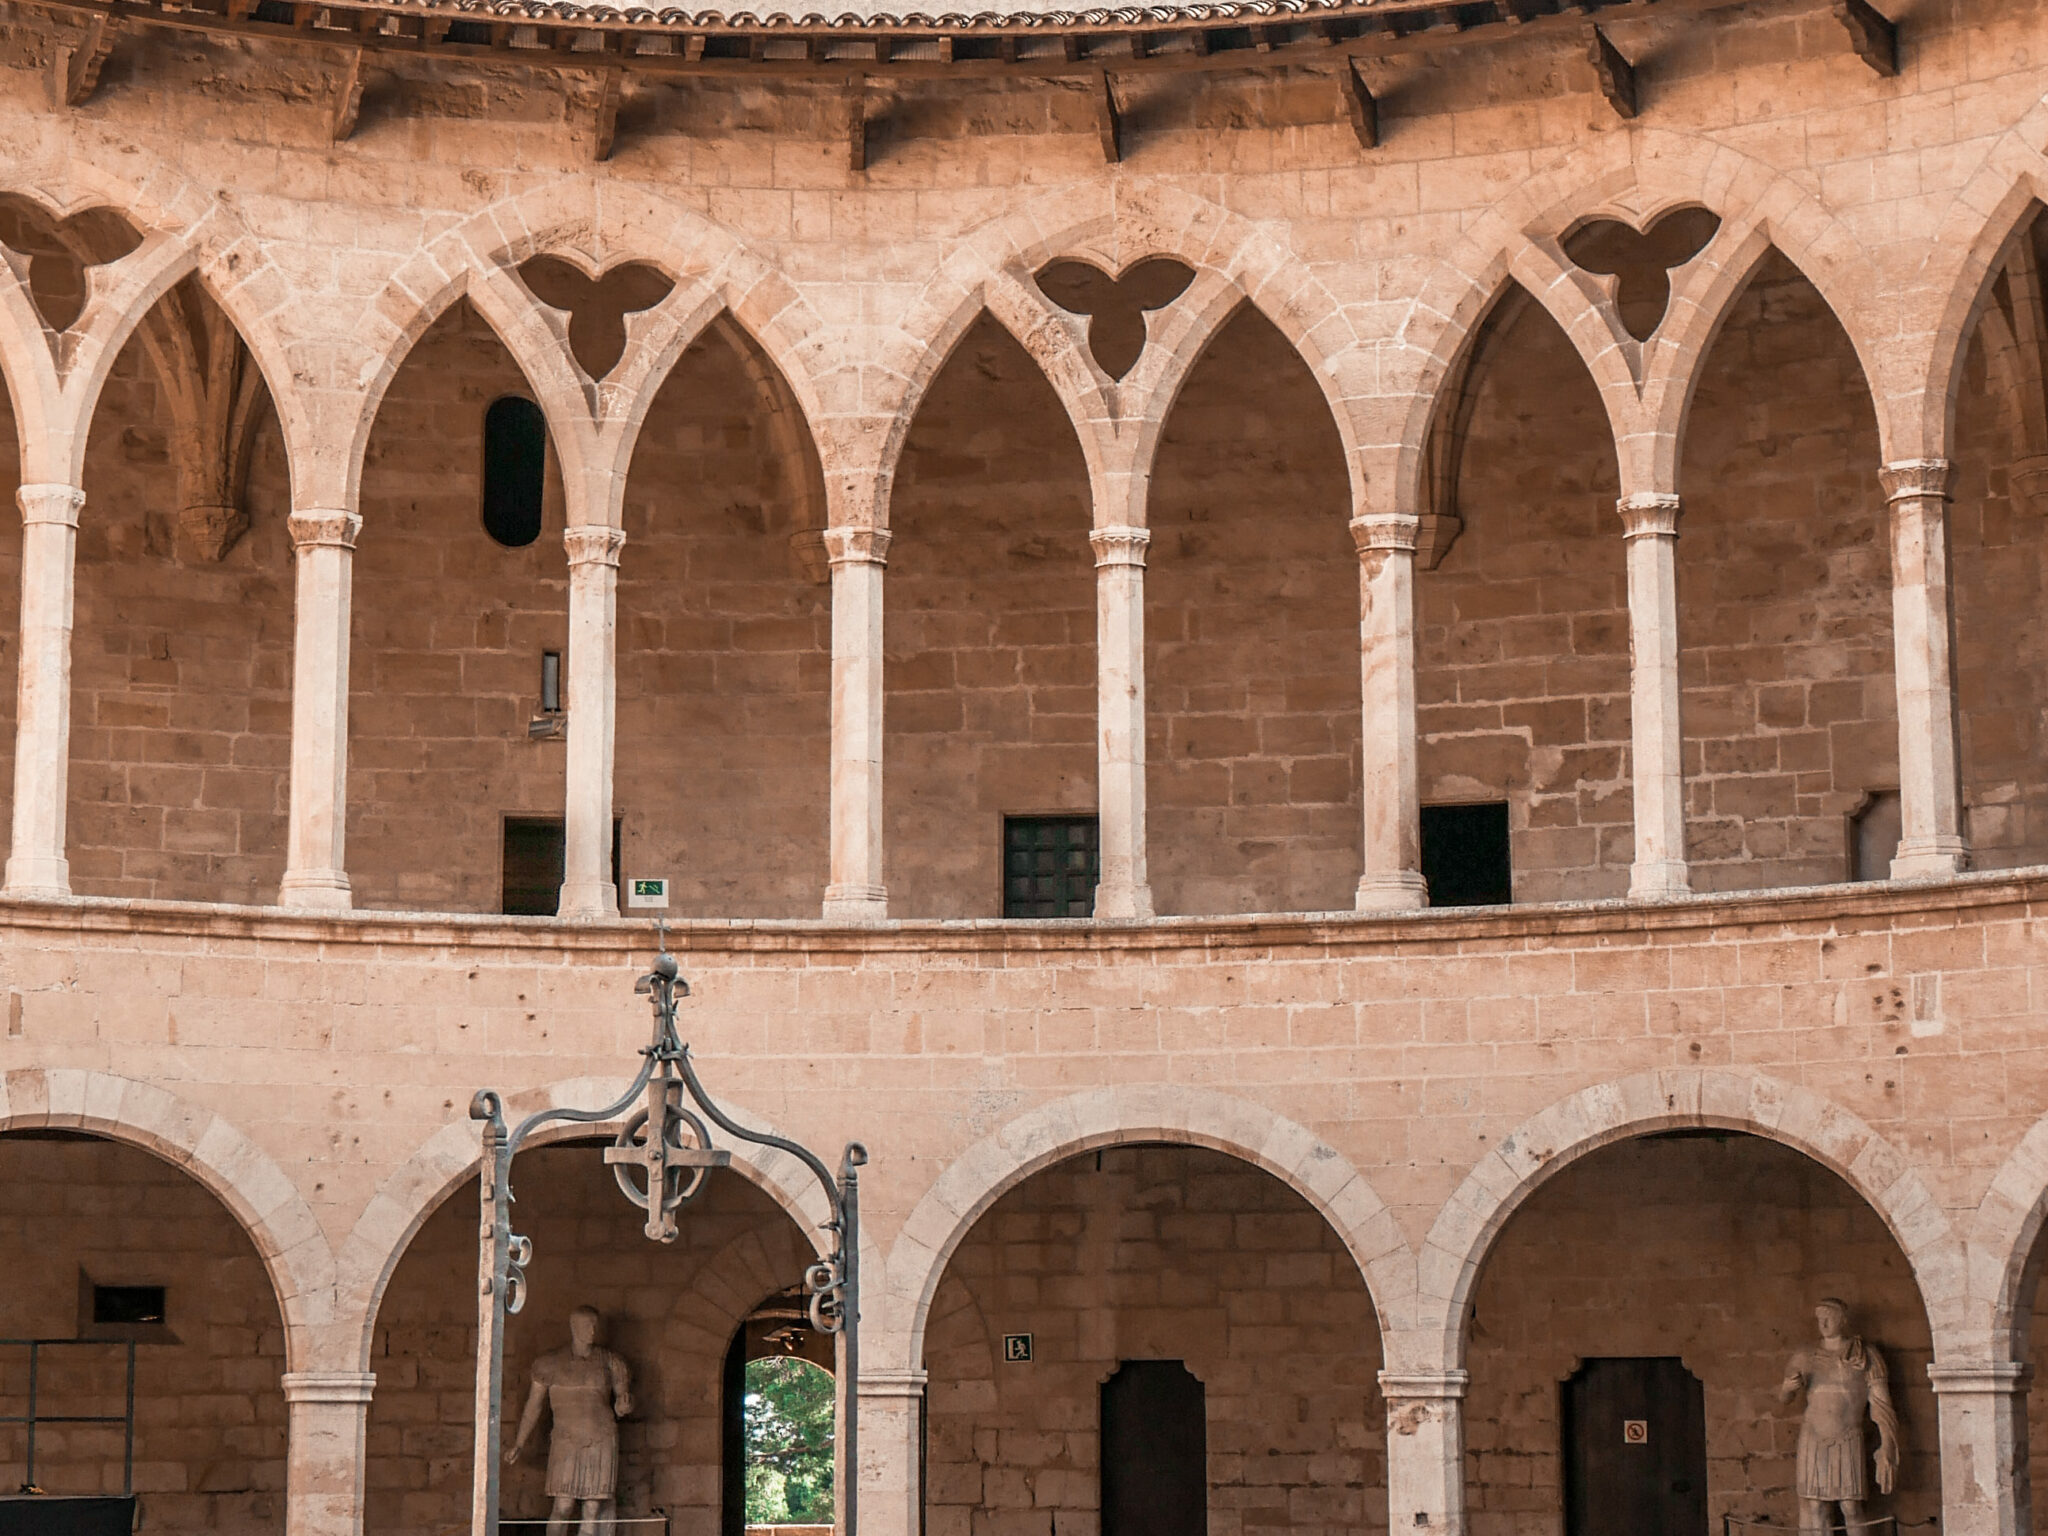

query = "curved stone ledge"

[{"left": 0, "top": 864, "right": 2039, "bottom": 955}]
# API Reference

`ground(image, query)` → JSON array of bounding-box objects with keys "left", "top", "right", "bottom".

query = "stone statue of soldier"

[
  {"left": 506, "top": 1305, "right": 635, "bottom": 1535},
  {"left": 1777, "top": 1298, "right": 1900, "bottom": 1535}
]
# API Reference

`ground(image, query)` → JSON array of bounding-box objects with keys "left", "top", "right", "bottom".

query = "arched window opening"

[
  {"left": 722, "top": 1287, "right": 836, "bottom": 1536},
  {"left": 482, "top": 394, "right": 548, "bottom": 547}
]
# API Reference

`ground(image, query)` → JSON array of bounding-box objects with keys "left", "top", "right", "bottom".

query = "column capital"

[
  {"left": 1880, "top": 457, "right": 1953, "bottom": 504},
  {"left": 16, "top": 483, "right": 84, "bottom": 528},
  {"left": 859, "top": 1368, "right": 929, "bottom": 1399},
  {"left": 1089, "top": 524, "right": 1150, "bottom": 567},
  {"left": 563, "top": 524, "right": 628, "bottom": 568},
  {"left": 822, "top": 525, "right": 892, "bottom": 568},
  {"left": 1617, "top": 492, "right": 1682, "bottom": 539},
  {"left": 288, "top": 509, "right": 362, "bottom": 551},
  {"left": 1349, "top": 511, "right": 1421, "bottom": 554},
  {"left": 1927, "top": 1361, "right": 2032, "bottom": 1394},
  {"left": 281, "top": 1370, "right": 377, "bottom": 1405},
  {"left": 1378, "top": 1369, "right": 1469, "bottom": 1401}
]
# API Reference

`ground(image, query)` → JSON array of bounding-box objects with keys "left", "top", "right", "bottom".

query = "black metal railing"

[{"left": 0, "top": 1338, "right": 136, "bottom": 1497}]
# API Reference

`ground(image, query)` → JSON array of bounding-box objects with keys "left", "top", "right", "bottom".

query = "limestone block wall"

[
  {"left": 1676, "top": 256, "right": 1896, "bottom": 893},
  {"left": 885, "top": 316, "right": 1095, "bottom": 917},
  {"left": 1145, "top": 309, "right": 1361, "bottom": 917},
  {"left": 1464, "top": 1134, "right": 1937, "bottom": 1536},
  {"left": 1416, "top": 299, "right": 1632, "bottom": 904},
  {"left": 32, "top": 331, "right": 295, "bottom": 904},
  {"left": 923, "top": 1145, "right": 1385, "bottom": 1536},
  {"left": 367, "top": 1145, "right": 813, "bottom": 1536},
  {"left": 615, "top": 322, "right": 830, "bottom": 920},
  {"left": 347, "top": 300, "right": 572, "bottom": 913},
  {"left": 0, "top": 1133, "right": 288, "bottom": 1532},
  {"left": 1953, "top": 211, "right": 2048, "bottom": 874}
]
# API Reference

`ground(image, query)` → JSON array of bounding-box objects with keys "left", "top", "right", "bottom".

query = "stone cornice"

[{"left": 0, "top": 865, "right": 2041, "bottom": 958}]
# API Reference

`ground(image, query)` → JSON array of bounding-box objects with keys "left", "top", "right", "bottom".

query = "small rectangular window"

[
  {"left": 540, "top": 651, "right": 562, "bottom": 714},
  {"left": 502, "top": 817, "right": 622, "bottom": 916},
  {"left": 1003, "top": 816, "right": 1100, "bottom": 918},
  {"left": 1850, "top": 789, "right": 1902, "bottom": 882},
  {"left": 1421, "top": 802, "right": 1513, "bottom": 907},
  {"left": 92, "top": 1284, "right": 165, "bottom": 1327}
]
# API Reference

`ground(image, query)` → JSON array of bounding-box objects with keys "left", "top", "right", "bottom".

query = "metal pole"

[
  {"left": 840, "top": 1149, "right": 860, "bottom": 1536},
  {"left": 122, "top": 1340, "right": 135, "bottom": 1497},
  {"left": 471, "top": 1101, "right": 510, "bottom": 1536},
  {"left": 26, "top": 1339, "right": 37, "bottom": 1490}
]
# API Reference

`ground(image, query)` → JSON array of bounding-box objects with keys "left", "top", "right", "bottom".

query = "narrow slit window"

[
  {"left": 1420, "top": 801, "right": 1513, "bottom": 907},
  {"left": 481, "top": 395, "right": 547, "bottom": 548},
  {"left": 540, "top": 650, "right": 562, "bottom": 713},
  {"left": 1003, "top": 815, "right": 1099, "bottom": 918}
]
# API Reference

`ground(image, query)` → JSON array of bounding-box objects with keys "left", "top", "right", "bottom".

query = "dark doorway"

[
  {"left": 1420, "top": 801, "right": 1512, "bottom": 906},
  {"left": 500, "top": 816, "right": 622, "bottom": 916},
  {"left": 1101, "top": 1359, "right": 1206, "bottom": 1536},
  {"left": 1561, "top": 1356, "right": 1707, "bottom": 1536}
]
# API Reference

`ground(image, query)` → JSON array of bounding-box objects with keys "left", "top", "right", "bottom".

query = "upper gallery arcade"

[
  {"left": 3, "top": 3, "right": 2048, "bottom": 1536},
  {"left": 0, "top": 0, "right": 2036, "bottom": 921}
]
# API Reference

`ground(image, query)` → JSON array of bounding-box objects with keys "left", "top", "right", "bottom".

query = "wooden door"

[
  {"left": 1101, "top": 1359, "right": 1206, "bottom": 1536},
  {"left": 1561, "top": 1356, "right": 1707, "bottom": 1536}
]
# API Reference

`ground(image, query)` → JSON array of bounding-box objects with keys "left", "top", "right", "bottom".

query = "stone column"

[
  {"left": 1927, "top": 1360, "right": 2031, "bottom": 1536},
  {"left": 1090, "top": 524, "right": 1153, "bottom": 921},
  {"left": 1882, "top": 459, "right": 1970, "bottom": 878},
  {"left": 1351, "top": 512, "right": 1428, "bottom": 910},
  {"left": 1380, "top": 1369, "right": 1469, "bottom": 1534},
  {"left": 1619, "top": 493, "right": 1690, "bottom": 898},
  {"left": 279, "top": 510, "right": 362, "bottom": 910},
  {"left": 3, "top": 483, "right": 84, "bottom": 899},
  {"left": 282, "top": 1369, "right": 375, "bottom": 1536},
  {"left": 858, "top": 1368, "right": 926, "bottom": 1536},
  {"left": 823, "top": 527, "right": 891, "bottom": 922},
  {"left": 559, "top": 524, "right": 628, "bottom": 919}
]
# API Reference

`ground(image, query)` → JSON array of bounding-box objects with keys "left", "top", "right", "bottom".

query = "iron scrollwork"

[{"left": 467, "top": 946, "right": 865, "bottom": 1536}]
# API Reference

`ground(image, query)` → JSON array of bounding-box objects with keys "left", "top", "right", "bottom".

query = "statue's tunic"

[
  {"left": 531, "top": 1347, "right": 631, "bottom": 1501},
  {"left": 1785, "top": 1341, "right": 1888, "bottom": 1501}
]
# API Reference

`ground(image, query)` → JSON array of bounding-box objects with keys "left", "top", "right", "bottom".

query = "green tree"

[{"left": 743, "top": 1356, "right": 835, "bottom": 1525}]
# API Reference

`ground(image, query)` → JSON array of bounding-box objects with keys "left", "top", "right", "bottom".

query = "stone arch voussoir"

[
  {"left": 1412, "top": 1069, "right": 1968, "bottom": 1375},
  {"left": 0, "top": 1067, "right": 336, "bottom": 1371},
  {"left": 879, "top": 1084, "right": 1415, "bottom": 1379},
  {"left": 337, "top": 1078, "right": 859, "bottom": 1374}
]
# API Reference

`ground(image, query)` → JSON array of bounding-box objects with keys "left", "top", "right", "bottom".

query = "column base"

[
  {"left": 1355, "top": 872, "right": 1428, "bottom": 911},
  {"left": 1092, "top": 881, "right": 1154, "bottom": 921},
  {"left": 1891, "top": 838, "right": 1968, "bottom": 880},
  {"left": 1628, "top": 860, "right": 1691, "bottom": 899},
  {"left": 823, "top": 884, "right": 889, "bottom": 923},
  {"left": 556, "top": 882, "right": 621, "bottom": 921},
  {"left": 2, "top": 854, "right": 70, "bottom": 900},
  {"left": 279, "top": 870, "right": 354, "bottom": 910}
]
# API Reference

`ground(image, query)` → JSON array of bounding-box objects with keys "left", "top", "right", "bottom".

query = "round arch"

[
  {"left": 878, "top": 1084, "right": 1413, "bottom": 1375},
  {"left": 1413, "top": 1068, "right": 1966, "bottom": 1370},
  {"left": 336, "top": 1077, "right": 865, "bottom": 1373},
  {"left": 0, "top": 1066, "right": 335, "bottom": 1371}
]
